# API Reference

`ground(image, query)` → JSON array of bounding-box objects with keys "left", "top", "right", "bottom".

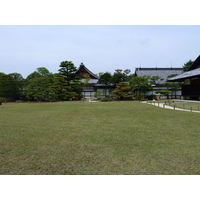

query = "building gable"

[
  {"left": 188, "top": 55, "right": 200, "bottom": 71},
  {"left": 75, "top": 63, "right": 99, "bottom": 80}
]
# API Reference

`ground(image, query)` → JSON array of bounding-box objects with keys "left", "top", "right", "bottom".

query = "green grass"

[{"left": 0, "top": 101, "right": 200, "bottom": 175}]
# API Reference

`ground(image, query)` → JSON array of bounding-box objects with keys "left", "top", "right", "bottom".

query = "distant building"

[
  {"left": 168, "top": 55, "right": 200, "bottom": 100},
  {"left": 75, "top": 63, "right": 185, "bottom": 99},
  {"left": 134, "top": 67, "right": 183, "bottom": 97},
  {"left": 75, "top": 63, "right": 99, "bottom": 98}
]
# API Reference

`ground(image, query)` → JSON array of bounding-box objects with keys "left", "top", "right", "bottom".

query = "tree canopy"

[
  {"left": 111, "top": 82, "right": 133, "bottom": 100},
  {"left": 182, "top": 60, "right": 194, "bottom": 72},
  {"left": 0, "top": 59, "right": 190, "bottom": 102},
  {"left": 129, "top": 76, "right": 152, "bottom": 96},
  {"left": 0, "top": 72, "right": 24, "bottom": 100},
  {"left": 59, "top": 61, "right": 77, "bottom": 82}
]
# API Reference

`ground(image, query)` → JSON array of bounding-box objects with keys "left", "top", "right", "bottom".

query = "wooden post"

[
  {"left": 190, "top": 107, "right": 192, "bottom": 112},
  {"left": 174, "top": 104, "right": 176, "bottom": 110}
]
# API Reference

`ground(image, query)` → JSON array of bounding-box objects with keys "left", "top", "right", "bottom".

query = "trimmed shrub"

[
  {"left": 145, "top": 95, "right": 156, "bottom": 100},
  {"left": 100, "top": 97, "right": 111, "bottom": 102},
  {"left": 134, "top": 96, "right": 143, "bottom": 101},
  {"left": 111, "top": 97, "right": 119, "bottom": 101}
]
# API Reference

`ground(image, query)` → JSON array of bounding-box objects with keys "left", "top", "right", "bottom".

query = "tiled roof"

[
  {"left": 135, "top": 68, "right": 183, "bottom": 84},
  {"left": 76, "top": 63, "right": 99, "bottom": 79},
  {"left": 168, "top": 68, "right": 200, "bottom": 82}
]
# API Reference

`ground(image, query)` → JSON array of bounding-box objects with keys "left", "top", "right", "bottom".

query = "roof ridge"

[{"left": 135, "top": 67, "right": 183, "bottom": 70}]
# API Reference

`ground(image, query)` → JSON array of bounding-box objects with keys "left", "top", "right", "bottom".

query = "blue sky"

[{"left": 1, "top": 25, "right": 200, "bottom": 78}]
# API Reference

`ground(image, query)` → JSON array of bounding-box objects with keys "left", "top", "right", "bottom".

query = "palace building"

[
  {"left": 75, "top": 61, "right": 199, "bottom": 100},
  {"left": 135, "top": 67, "right": 183, "bottom": 97},
  {"left": 168, "top": 55, "right": 200, "bottom": 100},
  {"left": 75, "top": 63, "right": 99, "bottom": 98}
]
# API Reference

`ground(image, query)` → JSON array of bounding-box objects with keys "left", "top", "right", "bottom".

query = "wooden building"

[
  {"left": 168, "top": 55, "right": 200, "bottom": 100},
  {"left": 75, "top": 63, "right": 99, "bottom": 98}
]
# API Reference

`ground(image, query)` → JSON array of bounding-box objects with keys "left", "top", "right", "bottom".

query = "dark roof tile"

[
  {"left": 135, "top": 68, "right": 183, "bottom": 83},
  {"left": 168, "top": 68, "right": 200, "bottom": 81}
]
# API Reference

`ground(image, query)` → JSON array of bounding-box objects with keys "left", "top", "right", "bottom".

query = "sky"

[{"left": 1, "top": 25, "right": 200, "bottom": 78}]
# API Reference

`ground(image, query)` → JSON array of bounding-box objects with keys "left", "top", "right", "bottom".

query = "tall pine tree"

[{"left": 58, "top": 61, "right": 82, "bottom": 99}]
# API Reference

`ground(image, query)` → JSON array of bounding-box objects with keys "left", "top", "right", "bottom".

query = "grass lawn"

[{"left": 0, "top": 101, "right": 200, "bottom": 175}]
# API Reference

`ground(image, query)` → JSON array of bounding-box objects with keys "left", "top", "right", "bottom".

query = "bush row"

[
  {"left": 134, "top": 95, "right": 156, "bottom": 101},
  {"left": 99, "top": 95, "right": 157, "bottom": 102}
]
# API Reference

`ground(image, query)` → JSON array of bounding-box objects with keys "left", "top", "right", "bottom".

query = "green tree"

[
  {"left": 182, "top": 60, "right": 194, "bottom": 72},
  {"left": 124, "top": 69, "right": 135, "bottom": 82},
  {"left": 150, "top": 76, "right": 163, "bottom": 85},
  {"left": 98, "top": 72, "right": 112, "bottom": 96},
  {"left": 24, "top": 68, "right": 54, "bottom": 101},
  {"left": 25, "top": 71, "right": 41, "bottom": 86},
  {"left": 130, "top": 76, "right": 152, "bottom": 96},
  {"left": 155, "top": 90, "right": 171, "bottom": 96},
  {"left": 83, "top": 74, "right": 91, "bottom": 85},
  {"left": 58, "top": 61, "right": 82, "bottom": 98},
  {"left": 111, "top": 82, "right": 133, "bottom": 100},
  {"left": 59, "top": 61, "right": 77, "bottom": 82},
  {"left": 94, "top": 89, "right": 104, "bottom": 99},
  {"left": 124, "top": 69, "right": 131, "bottom": 75},
  {"left": 112, "top": 69, "right": 126, "bottom": 85},
  {"left": 52, "top": 74, "right": 76, "bottom": 101},
  {"left": 9, "top": 73, "right": 25, "bottom": 99},
  {"left": 9, "top": 73, "right": 25, "bottom": 100},
  {"left": 165, "top": 74, "right": 182, "bottom": 98},
  {"left": 9, "top": 73, "right": 24, "bottom": 81},
  {"left": 0, "top": 73, "right": 20, "bottom": 100},
  {"left": 98, "top": 72, "right": 112, "bottom": 85},
  {"left": 37, "top": 67, "right": 52, "bottom": 77}
]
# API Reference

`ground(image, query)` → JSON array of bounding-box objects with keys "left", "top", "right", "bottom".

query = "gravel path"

[{"left": 142, "top": 101, "right": 200, "bottom": 113}]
